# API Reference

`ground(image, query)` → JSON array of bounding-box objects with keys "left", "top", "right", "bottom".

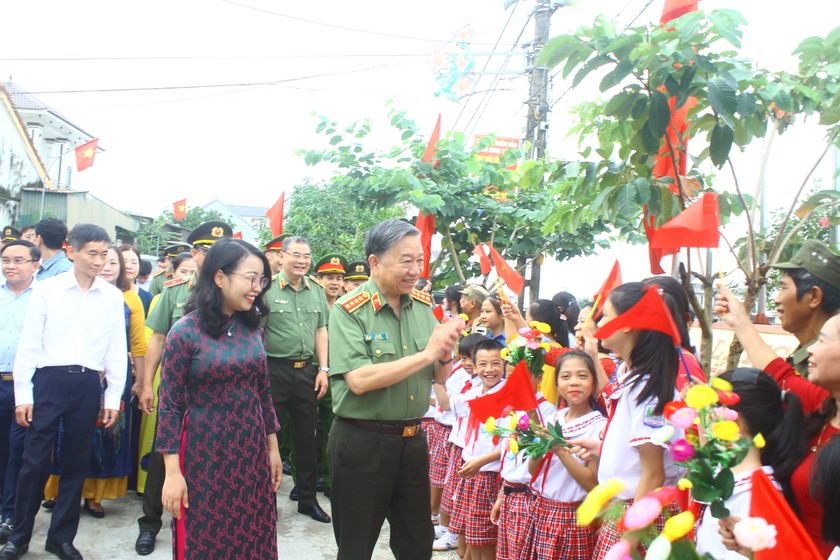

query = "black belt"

[
  {"left": 272, "top": 357, "right": 312, "bottom": 369},
  {"left": 338, "top": 416, "right": 421, "bottom": 438},
  {"left": 503, "top": 483, "right": 529, "bottom": 495},
  {"left": 41, "top": 365, "right": 100, "bottom": 374},
  {"left": 0, "top": 373, "right": 12, "bottom": 382}
]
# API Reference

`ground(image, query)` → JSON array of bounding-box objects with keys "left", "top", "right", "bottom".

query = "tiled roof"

[
  {"left": 227, "top": 204, "right": 269, "bottom": 217},
  {"left": 2, "top": 82, "right": 48, "bottom": 110}
]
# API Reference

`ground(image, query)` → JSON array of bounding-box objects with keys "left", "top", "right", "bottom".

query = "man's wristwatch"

[
  {"left": 437, "top": 357, "right": 454, "bottom": 366},
  {"left": 319, "top": 366, "right": 330, "bottom": 373}
]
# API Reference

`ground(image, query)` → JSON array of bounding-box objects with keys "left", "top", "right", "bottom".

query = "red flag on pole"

[
  {"left": 643, "top": 208, "right": 679, "bottom": 275},
  {"left": 465, "top": 361, "right": 539, "bottom": 445},
  {"left": 649, "top": 192, "right": 720, "bottom": 249},
  {"left": 660, "top": 0, "right": 698, "bottom": 24},
  {"left": 233, "top": 231, "right": 243, "bottom": 240},
  {"left": 472, "top": 244, "right": 492, "bottom": 275},
  {"left": 415, "top": 212, "right": 435, "bottom": 278},
  {"left": 173, "top": 199, "right": 187, "bottom": 221},
  {"left": 422, "top": 114, "right": 442, "bottom": 164},
  {"left": 266, "top": 192, "right": 285, "bottom": 237},
  {"left": 74, "top": 138, "right": 99, "bottom": 172},
  {"left": 593, "top": 260, "right": 622, "bottom": 304},
  {"left": 486, "top": 243, "right": 525, "bottom": 295},
  {"left": 593, "top": 285, "right": 681, "bottom": 346}
]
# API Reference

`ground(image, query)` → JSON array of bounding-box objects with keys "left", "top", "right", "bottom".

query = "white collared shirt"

[{"left": 14, "top": 270, "right": 128, "bottom": 410}]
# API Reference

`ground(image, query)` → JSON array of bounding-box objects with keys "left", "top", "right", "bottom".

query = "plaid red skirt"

[
  {"left": 496, "top": 486, "right": 535, "bottom": 560},
  {"left": 592, "top": 499, "right": 681, "bottom": 559},
  {"left": 426, "top": 421, "right": 452, "bottom": 488},
  {"left": 521, "top": 496, "right": 595, "bottom": 560},
  {"left": 464, "top": 471, "right": 502, "bottom": 546},
  {"left": 441, "top": 444, "right": 463, "bottom": 517}
]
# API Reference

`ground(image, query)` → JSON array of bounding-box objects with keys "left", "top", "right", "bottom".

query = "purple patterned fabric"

[{"left": 157, "top": 312, "right": 280, "bottom": 560}]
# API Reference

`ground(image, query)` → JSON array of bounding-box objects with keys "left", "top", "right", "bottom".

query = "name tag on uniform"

[
  {"left": 175, "top": 303, "right": 183, "bottom": 308},
  {"left": 364, "top": 333, "right": 389, "bottom": 341}
]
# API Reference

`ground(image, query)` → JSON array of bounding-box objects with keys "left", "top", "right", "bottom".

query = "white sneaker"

[
  {"left": 431, "top": 513, "right": 440, "bottom": 525},
  {"left": 434, "top": 524, "right": 449, "bottom": 540},
  {"left": 432, "top": 531, "right": 458, "bottom": 551}
]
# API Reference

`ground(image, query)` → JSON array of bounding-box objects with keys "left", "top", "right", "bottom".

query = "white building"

[{"left": 202, "top": 199, "right": 267, "bottom": 245}]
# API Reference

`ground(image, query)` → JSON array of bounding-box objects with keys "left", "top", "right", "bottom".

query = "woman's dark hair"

[
  {"left": 172, "top": 251, "right": 194, "bottom": 272},
  {"left": 719, "top": 368, "right": 806, "bottom": 509},
  {"left": 444, "top": 284, "right": 464, "bottom": 315},
  {"left": 483, "top": 296, "right": 503, "bottom": 318},
  {"left": 607, "top": 282, "right": 678, "bottom": 415},
  {"left": 458, "top": 333, "right": 487, "bottom": 361},
  {"left": 471, "top": 337, "right": 505, "bottom": 363},
  {"left": 529, "top": 299, "right": 570, "bottom": 347},
  {"left": 552, "top": 291, "right": 580, "bottom": 330},
  {"left": 185, "top": 239, "right": 270, "bottom": 338},
  {"left": 812, "top": 435, "right": 840, "bottom": 545},
  {"left": 555, "top": 349, "right": 602, "bottom": 413},
  {"left": 107, "top": 246, "right": 131, "bottom": 292},
  {"left": 642, "top": 276, "right": 696, "bottom": 354}
]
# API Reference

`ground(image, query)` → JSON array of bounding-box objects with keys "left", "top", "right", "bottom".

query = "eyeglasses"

[
  {"left": 230, "top": 271, "right": 269, "bottom": 290},
  {"left": 282, "top": 251, "right": 312, "bottom": 261},
  {"left": 1, "top": 258, "right": 38, "bottom": 267},
  {"left": 193, "top": 246, "right": 209, "bottom": 255}
]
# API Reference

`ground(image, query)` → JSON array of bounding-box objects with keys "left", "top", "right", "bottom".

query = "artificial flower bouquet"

[
  {"left": 484, "top": 408, "right": 569, "bottom": 460},
  {"left": 500, "top": 321, "right": 550, "bottom": 375}
]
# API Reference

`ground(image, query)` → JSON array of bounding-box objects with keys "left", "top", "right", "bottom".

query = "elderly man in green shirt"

[
  {"left": 264, "top": 235, "right": 331, "bottom": 524},
  {"left": 328, "top": 219, "right": 464, "bottom": 560}
]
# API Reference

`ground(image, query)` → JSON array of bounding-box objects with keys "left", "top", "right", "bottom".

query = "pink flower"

[
  {"left": 517, "top": 414, "right": 530, "bottom": 430},
  {"left": 733, "top": 517, "right": 777, "bottom": 551},
  {"left": 713, "top": 406, "right": 739, "bottom": 422},
  {"left": 669, "top": 407, "right": 697, "bottom": 429},
  {"left": 526, "top": 340, "right": 541, "bottom": 349},
  {"left": 670, "top": 439, "right": 696, "bottom": 462},
  {"left": 622, "top": 497, "right": 662, "bottom": 530},
  {"left": 819, "top": 217, "right": 830, "bottom": 228},
  {"left": 603, "top": 539, "right": 632, "bottom": 560}
]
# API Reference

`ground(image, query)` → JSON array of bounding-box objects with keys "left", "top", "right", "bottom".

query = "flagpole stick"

[
  {"left": 677, "top": 346, "right": 693, "bottom": 384},
  {"left": 716, "top": 247, "right": 725, "bottom": 286},
  {"left": 577, "top": 294, "right": 602, "bottom": 344}
]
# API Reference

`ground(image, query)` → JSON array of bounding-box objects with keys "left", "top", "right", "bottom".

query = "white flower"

[{"left": 733, "top": 517, "right": 777, "bottom": 551}]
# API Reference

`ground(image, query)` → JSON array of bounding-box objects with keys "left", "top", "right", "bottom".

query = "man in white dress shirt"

[{"left": 0, "top": 224, "right": 127, "bottom": 560}]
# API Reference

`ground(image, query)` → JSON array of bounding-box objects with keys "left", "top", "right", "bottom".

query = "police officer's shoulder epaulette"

[
  {"left": 152, "top": 269, "right": 166, "bottom": 277},
  {"left": 309, "top": 275, "right": 324, "bottom": 288},
  {"left": 164, "top": 276, "right": 189, "bottom": 288},
  {"left": 410, "top": 289, "right": 433, "bottom": 306},
  {"left": 341, "top": 291, "right": 371, "bottom": 313}
]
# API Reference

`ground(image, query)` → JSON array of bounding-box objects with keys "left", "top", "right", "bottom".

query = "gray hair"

[
  {"left": 281, "top": 236, "right": 309, "bottom": 252},
  {"left": 365, "top": 220, "right": 419, "bottom": 258}
]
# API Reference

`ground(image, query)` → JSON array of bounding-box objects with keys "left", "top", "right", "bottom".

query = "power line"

[{"left": 0, "top": 54, "right": 431, "bottom": 61}]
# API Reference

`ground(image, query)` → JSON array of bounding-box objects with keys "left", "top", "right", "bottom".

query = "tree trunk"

[
  {"left": 680, "top": 264, "right": 713, "bottom": 375},
  {"left": 725, "top": 280, "right": 760, "bottom": 371}
]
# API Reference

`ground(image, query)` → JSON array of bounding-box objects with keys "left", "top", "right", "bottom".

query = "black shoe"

[
  {"left": 316, "top": 475, "right": 326, "bottom": 492},
  {"left": 0, "top": 542, "right": 28, "bottom": 559},
  {"left": 44, "top": 540, "right": 82, "bottom": 560},
  {"left": 281, "top": 458, "right": 292, "bottom": 475},
  {"left": 323, "top": 486, "right": 330, "bottom": 498},
  {"left": 289, "top": 486, "right": 299, "bottom": 502},
  {"left": 0, "top": 522, "right": 13, "bottom": 545},
  {"left": 82, "top": 500, "right": 104, "bottom": 519},
  {"left": 41, "top": 499, "right": 56, "bottom": 511},
  {"left": 134, "top": 532, "right": 155, "bottom": 556},
  {"left": 297, "top": 503, "right": 331, "bottom": 523}
]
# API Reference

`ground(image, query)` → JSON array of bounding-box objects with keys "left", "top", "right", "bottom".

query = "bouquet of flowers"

[
  {"left": 500, "top": 321, "right": 551, "bottom": 376},
  {"left": 485, "top": 408, "right": 570, "bottom": 461}
]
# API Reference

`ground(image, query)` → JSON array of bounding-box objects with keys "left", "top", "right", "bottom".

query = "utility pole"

[{"left": 523, "top": 0, "right": 556, "bottom": 304}]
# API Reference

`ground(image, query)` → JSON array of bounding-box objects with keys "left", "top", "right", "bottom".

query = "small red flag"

[
  {"left": 643, "top": 207, "right": 679, "bottom": 275},
  {"left": 593, "top": 285, "right": 681, "bottom": 346},
  {"left": 432, "top": 304, "right": 445, "bottom": 321},
  {"left": 649, "top": 192, "right": 720, "bottom": 249},
  {"left": 415, "top": 212, "right": 435, "bottom": 279},
  {"left": 593, "top": 260, "right": 622, "bottom": 306},
  {"left": 472, "top": 244, "right": 492, "bottom": 275},
  {"left": 173, "top": 199, "right": 187, "bottom": 221},
  {"left": 660, "top": 0, "right": 698, "bottom": 24},
  {"left": 486, "top": 243, "right": 525, "bottom": 295},
  {"left": 465, "top": 361, "right": 539, "bottom": 446},
  {"left": 265, "top": 192, "right": 285, "bottom": 237},
  {"left": 750, "top": 469, "right": 822, "bottom": 560},
  {"left": 232, "top": 231, "right": 243, "bottom": 240},
  {"left": 651, "top": 94, "right": 699, "bottom": 189},
  {"left": 422, "top": 114, "right": 442, "bottom": 164},
  {"left": 74, "top": 138, "right": 99, "bottom": 172}
]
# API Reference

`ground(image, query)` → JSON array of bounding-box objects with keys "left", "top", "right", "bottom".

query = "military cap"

[
  {"left": 773, "top": 239, "right": 840, "bottom": 289},
  {"left": 458, "top": 284, "right": 489, "bottom": 305},
  {"left": 187, "top": 220, "right": 233, "bottom": 247},
  {"left": 315, "top": 253, "right": 348, "bottom": 275},
  {"left": 263, "top": 234, "right": 289, "bottom": 252},
  {"left": 344, "top": 260, "right": 370, "bottom": 281},
  {"left": 163, "top": 243, "right": 191, "bottom": 258},
  {"left": 2, "top": 226, "right": 20, "bottom": 242}
]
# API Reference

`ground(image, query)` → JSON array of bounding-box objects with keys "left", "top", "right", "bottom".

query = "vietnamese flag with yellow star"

[
  {"left": 173, "top": 199, "right": 187, "bottom": 221},
  {"left": 74, "top": 138, "right": 99, "bottom": 171}
]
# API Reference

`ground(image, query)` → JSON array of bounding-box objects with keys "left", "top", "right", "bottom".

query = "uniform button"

[
  {"left": 299, "top": 323, "right": 303, "bottom": 326},
  {"left": 410, "top": 395, "right": 414, "bottom": 401},
  {"left": 403, "top": 345, "right": 407, "bottom": 350},
  {"left": 375, "top": 349, "right": 382, "bottom": 355}
]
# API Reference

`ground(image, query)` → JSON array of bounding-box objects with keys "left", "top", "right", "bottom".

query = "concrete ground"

[{"left": 20, "top": 474, "right": 455, "bottom": 559}]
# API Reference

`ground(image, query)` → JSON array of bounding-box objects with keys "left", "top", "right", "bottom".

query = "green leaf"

[
  {"left": 709, "top": 78, "right": 738, "bottom": 116},
  {"left": 773, "top": 89, "right": 794, "bottom": 113},
  {"left": 615, "top": 181, "right": 637, "bottom": 217},
  {"left": 709, "top": 499, "right": 731, "bottom": 520},
  {"left": 572, "top": 55, "right": 612, "bottom": 88},
  {"left": 710, "top": 122, "right": 734, "bottom": 168},
  {"left": 631, "top": 96, "right": 648, "bottom": 119},
  {"left": 715, "top": 467, "right": 736, "bottom": 499},
  {"left": 604, "top": 91, "right": 638, "bottom": 119},
  {"left": 537, "top": 35, "right": 581, "bottom": 69},
  {"left": 736, "top": 92, "right": 757, "bottom": 116},
  {"left": 708, "top": 9, "right": 745, "bottom": 48},
  {"left": 599, "top": 60, "right": 635, "bottom": 92},
  {"left": 647, "top": 90, "right": 671, "bottom": 140}
]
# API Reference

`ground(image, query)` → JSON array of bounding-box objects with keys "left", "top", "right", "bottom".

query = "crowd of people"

[{"left": 1, "top": 217, "right": 840, "bottom": 560}]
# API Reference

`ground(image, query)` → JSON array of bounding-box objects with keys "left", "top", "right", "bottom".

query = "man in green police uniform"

[
  {"left": 770, "top": 239, "right": 840, "bottom": 376},
  {"left": 133, "top": 220, "right": 231, "bottom": 556},
  {"left": 314, "top": 253, "right": 347, "bottom": 308},
  {"left": 148, "top": 243, "right": 190, "bottom": 297},
  {"left": 343, "top": 260, "right": 369, "bottom": 293},
  {"left": 264, "top": 236, "right": 331, "bottom": 523},
  {"left": 328, "top": 220, "right": 464, "bottom": 560},
  {"left": 263, "top": 234, "right": 287, "bottom": 276}
]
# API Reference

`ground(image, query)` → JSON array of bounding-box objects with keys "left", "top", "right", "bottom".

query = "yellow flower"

[
  {"left": 459, "top": 314, "right": 470, "bottom": 322},
  {"left": 753, "top": 433, "right": 766, "bottom": 449},
  {"left": 539, "top": 342, "right": 550, "bottom": 351},
  {"left": 662, "top": 511, "right": 695, "bottom": 542},
  {"left": 710, "top": 377, "right": 734, "bottom": 392},
  {"left": 509, "top": 438, "right": 519, "bottom": 455},
  {"left": 677, "top": 478, "right": 693, "bottom": 491},
  {"left": 577, "top": 479, "right": 625, "bottom": 526},
  {"left": 685, "top": 385, "right": 719, "bottom": 409},
  {"left": 711, "top": 420, "right": 741, "bottom": 442},
  {"left": 500, "top": 348, "right": 510, "bottom": 359},
  {"left": 530, "top": 321, "right": 551, "bottom": 334},
  {"left": 484, "top": 417, "right": 496, "bottom": 433}
]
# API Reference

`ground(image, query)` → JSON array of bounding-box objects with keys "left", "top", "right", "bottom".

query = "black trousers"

[
  {"left": 328, "top": 419, "right": 433, "bottom": 560},
  {"left": 137, "top": 450, "right": 164, "bottom": 535},
  {"left": 9, "top": 367, "right": 100, "bottom": 546},
  {"left": 267, "top": 358, "right": 319, "bottom": 507},
  {"left": 0, "top": 379, "right": 26, "bottom": 523}
]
